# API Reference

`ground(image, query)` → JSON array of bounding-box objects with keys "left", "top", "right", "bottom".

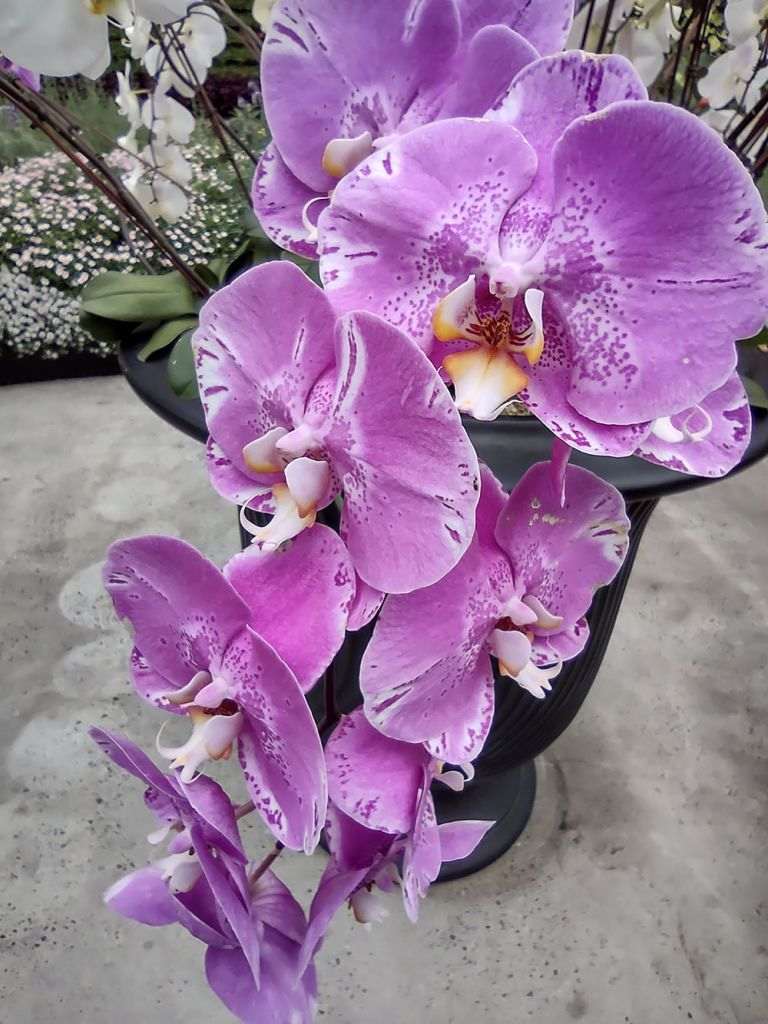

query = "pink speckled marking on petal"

[{"left": 251, "top": 143, "right": 324, "bottom": 259}]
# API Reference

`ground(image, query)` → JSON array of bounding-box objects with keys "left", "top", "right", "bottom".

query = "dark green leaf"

[
  {"left": 79, "top": 311, "right": 124, "bottom": 345},
  {"left": 743, "top": 374, "right": 768, "bottom": 409},
  {"left": 167, "top": 330, "right": 199, "bottom": 399},
  {"left": 138, "top": 317, "right": 199, "bottom": 362},
  {"left": 80, "top": 271, "right": 198, "bottom": 322}
]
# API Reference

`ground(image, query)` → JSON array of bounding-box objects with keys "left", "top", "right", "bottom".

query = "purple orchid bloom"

[
  {"left": 102, "top": 529, "right": 357, "bottom": 852},
  {"left": 193, "top": 260, "right": 480, "bottom": 594},
  {"left": 253, "top": 0, "right": 574, "bottom": 257},
  {"left": 359, "top": 460, "right": 629, "bottom": 764},
  {"left": 317, "top": 709, "right": 493, "bottom": 928},
  {"left": 92, "top": 729, "right": 317, "bottom": 1024},
  {"left": 319, "top": 51, "right": 768, "bottom": 477},
  {"left": 0, "top": 56, "right": 40, "bottom": 90}
]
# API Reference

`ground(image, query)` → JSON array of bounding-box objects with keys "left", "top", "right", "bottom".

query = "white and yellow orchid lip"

[
  {"left": 240, "top": 483, "right": 317, "bottom": 550},
  {"left": 443, "top": 347, "right": 529, "bottom": 420},
  {"left": 157, "top": 850, "right": 202, "bottom": 894},
  {"left": 350, "top": 886, "right": 390, "bottom": 926},
  {"left": 322, "top": 131, "right": 375, "bottom": 178},
  {"left": 157, "top": 707, "right": 243, "bottom": 783}
]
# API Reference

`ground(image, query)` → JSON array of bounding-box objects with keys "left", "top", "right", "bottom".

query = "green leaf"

[
  {"left": 167, "top": 330, "right": 199, "bottom": 399},
  {"left": 742, "top": 374, "right": 768, "bottom": 409},
  {"left": 79, "top": 311, "right": 124, "bottom": 345},
  {"left": 80, "top": 271, "right": 198, "bottom": 322},
  {"left": 138, "top": 317, "right": 199, "bottom": 361}
]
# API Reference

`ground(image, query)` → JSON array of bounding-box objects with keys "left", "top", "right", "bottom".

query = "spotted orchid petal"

[
  {"left": 541, "top": 102, "right": 768, "bottom": 425},
  {"left": 319, "top": 119, "right": 538, "bottom": 351},
  {"left": 488, "top": 52, "right": 647, "bottom": 262},
  {"left": 103, "top": 536, "right": 249, "bottom": 691},
  {"left": 401, "top": 773, "right": 441, "bottom": 923},
  {"left": 361, "top": 465, "right": 510, "bottom": 762},
  {"left": 495, "top": 462, "right": 630, "bottom": 631},
  {"left": 224, "top": 525, "right": 354, "bottom": 692},
  {"left": 222, "top": 627, "right": 327, "bottom": 853},
  {"left": 261, "top": 0, "right": 463, "bottom": 194},
  {"left": 635, "top": 372, "right": 751, "bottom": 477},
  {"left": 325, "top": 709, "right": 430, "bottom": 835},
  {"left": 193, "top": 261, "right": 337, "bottom": 507},
  {"left": 251, "top": 143, "right": 326, "bottom": 260},
  {"left": 325, "top": 311, "right": 480, "bottom": 592}
]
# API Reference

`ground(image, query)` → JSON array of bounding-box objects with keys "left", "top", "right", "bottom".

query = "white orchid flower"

[
  {"left": 568, "top": 0, "right": 679, "bottom": 87},
  {"left": 0, "top": 0, "right": 192, "bottom": 79},
  {"left": 116, "top": 62, "right": 142, "bottom": 130},
  {"left": 143, "top": 4, "right": 226, "bottom": 96},
  {"left": 699, "top": 36, "right": 768, "bottom": 110},
  {"left": 725, "top": 0, "right": 768, "bottom": 46},
  {"left": 141, "top": 87, "right": 196, "bottom": 145}
]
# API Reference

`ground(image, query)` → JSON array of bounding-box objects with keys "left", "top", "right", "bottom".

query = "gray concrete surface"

[{"left": 0, "top": 376, "right": 766, "bottom": 1024}]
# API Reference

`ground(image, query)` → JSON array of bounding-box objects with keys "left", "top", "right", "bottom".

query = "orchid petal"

[
  {"left": 224, "top": 525, "right": 354, "bottom": 692},
  {"left": 635, "top": 371, "right": 751, "bottom": 477},
  {"left": 325, "top": 710, "right": 430, "bottom": 835},
  {"left": 361, "top": 465, "right": 510, "bottom": 761},
  {"left": 224, "top": 628, "right": 327, "bottom": 853},
  {"left": 251, "top": 143, "right": 324, "bottom": 260},
  {"left": 437, "top": 818, "right": 495, "bottom": 862},
  {"left": 325, "top": 311, "right": 480, "bottom": 592},
  {"left": 495, "top": 462, "right": 629, "bottom": 628},
  {"left": 103, "top": 536, "right": 249, "bottom": 689},
  {"left": 104, "top": 866, "right": 180, "bottom": 927},
  {"left": 401, "top": 777, "right": 441, "bottom": 923},
  {"left": 543, "top": 102, "right": 768, "bottom": 424}
]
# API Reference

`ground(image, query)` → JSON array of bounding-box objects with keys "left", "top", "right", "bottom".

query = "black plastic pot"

[{"left": 119, "top": 339, "right": 768, "bottom": 879}]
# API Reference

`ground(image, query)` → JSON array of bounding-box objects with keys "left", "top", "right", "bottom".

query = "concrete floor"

[{"left": 0, "top": 376, "right": 766, "bottom": 1024}]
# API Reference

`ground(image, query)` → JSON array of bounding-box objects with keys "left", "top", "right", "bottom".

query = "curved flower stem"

[
  {"left": 235, "top": 799, "right": 256, "bottom": 819},
  {"left": 249, "top": 842, "right": 285, "bottom": 885},
  {"left": 0, "top": 73, "right": 210, "bottom": 297}
]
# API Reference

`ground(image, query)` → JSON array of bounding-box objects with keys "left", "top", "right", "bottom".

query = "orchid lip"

[
  {"left": 240, "top": 483, "right": 317, "bottom": 550},
  {"left": 322, "top": 131, "right": 375, "bottom": 178},
  {"left": 156, "top": 707, "right": 244, "bottom": 783}
]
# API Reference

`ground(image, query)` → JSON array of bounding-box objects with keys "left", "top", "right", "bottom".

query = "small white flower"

[
  {"left": 142, "top": 87, "right": 195, "bottom": 145},
  {"left": 143, "top": 5, "right": 226, "bottom": 96}
]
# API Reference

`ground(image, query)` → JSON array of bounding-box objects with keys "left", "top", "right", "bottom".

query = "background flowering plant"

[{"left": 2, "top": 1, "right": 768, "bottom": 1022}]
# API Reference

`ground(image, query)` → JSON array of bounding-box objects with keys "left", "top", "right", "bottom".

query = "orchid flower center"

[
  {"left": 488, "top": 594, "right": 563, "bottom": 700},
  {"left": 157, "top": 849, "right": 202, "bottom": 893},
  {"left": 157, "top": 670, "right": 244, "bottom": 782},
  {"left": 240, "top": 423, "right": 331, "bottom": 550},
  {"left": 433, "top": 274, "right": 545, "bottom": 421},
  {"left": 321, "top": 131, "right": 375, "bottom": 179},
  {"left": 350, "top": 885, "right": 390, "bottom": 926}
]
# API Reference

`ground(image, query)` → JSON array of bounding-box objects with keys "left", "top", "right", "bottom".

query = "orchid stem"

[
  {"left": 249, "top": 843, "right": 285, "bottom": 884},
  {"left": 234, "top": 799, "right": 256, "bottom": 820}
]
